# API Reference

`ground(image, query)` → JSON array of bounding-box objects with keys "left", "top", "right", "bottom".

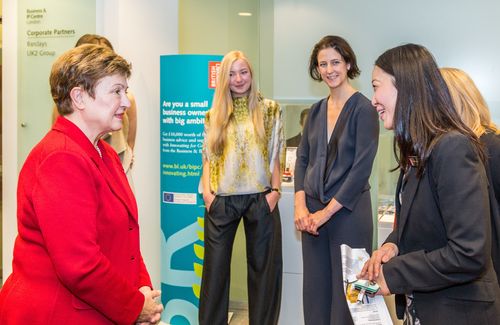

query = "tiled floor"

[
  {"left": 228, "top": 297, "right": 402, "bottom": 325},
  {"left": 228, "top": 300, "right": 249, "bottom": 325}
]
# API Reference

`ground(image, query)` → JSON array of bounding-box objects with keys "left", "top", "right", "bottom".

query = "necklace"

[{"left": 95, "top": 144, "right": 102, "bottom": 158}]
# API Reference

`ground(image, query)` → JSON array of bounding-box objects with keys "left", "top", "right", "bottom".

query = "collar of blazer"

[{"left": 53, "top": 116, "right": 139, "bottom": 224}]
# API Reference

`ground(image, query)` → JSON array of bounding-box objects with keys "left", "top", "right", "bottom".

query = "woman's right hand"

[
  {"left": 136, "top": 288, "right": 163, "bottom": 324},
  {"left": 203, "top": 192, "right": 216, "bottom": 212},
  {"left": 294, "top": 191, "right": 310, "bottom": 231},
  {"left": 294, "top": 204, "right": 310, "bottom": 232}
]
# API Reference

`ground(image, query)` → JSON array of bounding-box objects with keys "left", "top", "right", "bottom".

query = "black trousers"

[
  {"left": 302, "top": 191, "right": 373, "bottom": 325},
  {"left": 199, "top": 192, "right": 283, "bottom": 325}
]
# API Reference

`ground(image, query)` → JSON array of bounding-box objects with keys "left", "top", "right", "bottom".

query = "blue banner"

[{"left": 160, "top": 54, "right": 222, "bottom": 325}]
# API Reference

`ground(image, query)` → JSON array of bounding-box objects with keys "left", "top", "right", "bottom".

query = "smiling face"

[
  {"left": 317, "top": 47, "right": 350, "bottom": 89},
  {"left": 81, "top": 73, "right": 130, "bottom": 137},
  {"left": 229, "top": 59, "right": 252, "bottom": 98},
  {"left": 371, "top": 65, "right": 398, "bottom": 130}
]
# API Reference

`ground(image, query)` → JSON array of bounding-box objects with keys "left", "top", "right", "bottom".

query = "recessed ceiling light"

[{"left": 238, "top": 12, "right": 252, "bottom": 17}]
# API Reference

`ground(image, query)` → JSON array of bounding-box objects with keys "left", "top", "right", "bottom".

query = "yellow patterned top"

[{"left": 203, "top": 95, "right": 284, "bottom": 195}]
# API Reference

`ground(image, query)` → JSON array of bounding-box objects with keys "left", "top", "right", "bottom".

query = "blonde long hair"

[
  {"left": 206, "top": 51, "right": 265, "bottom": 155},
  {"left": 441, "top": 67, "right": 499, "bottom": 136}
]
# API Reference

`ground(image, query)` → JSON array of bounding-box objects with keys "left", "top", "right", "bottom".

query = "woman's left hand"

[
  {"left": 136, "top": 286, "right": 163, "bottom": 324},
  {"left": 373, "top": 266, "right": 391, "bottom": 296},
  {"left": 265, "top": 190, "right": 280, "bottom": 212},
  {"left": 358, "top": 243, "right": 398, "bottom": 281},
  {"left": 307, "top": 209, "right": 331, "bottom": 235}
]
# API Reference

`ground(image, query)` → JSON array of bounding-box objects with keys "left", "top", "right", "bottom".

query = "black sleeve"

[{"left": 384, "top": 134, "right": 490, "bottom": 294}]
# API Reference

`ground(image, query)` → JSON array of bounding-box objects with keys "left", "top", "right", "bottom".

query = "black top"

[{"left": 294, "top": 92, "right": 379, "bottom": 209}]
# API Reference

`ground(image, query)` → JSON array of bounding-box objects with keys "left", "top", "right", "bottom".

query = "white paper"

[{"left": 341, "top": 244, "right": 393, "bottom": 325}]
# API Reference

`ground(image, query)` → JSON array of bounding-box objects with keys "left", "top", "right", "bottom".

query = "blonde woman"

[
  {"left": 199, "top": 50, "right": 284, "bottom": 325},
  {"left": 441, "top": 67, "right": 500, "bottom": 284}
]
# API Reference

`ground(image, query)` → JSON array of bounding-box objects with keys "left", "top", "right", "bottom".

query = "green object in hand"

[{"left": 353, "top": 279, "right": 380, "bottom": 294}]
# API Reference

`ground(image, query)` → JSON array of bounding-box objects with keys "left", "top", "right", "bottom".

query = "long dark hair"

[{"left": 375, "top": 44, "right": 484, "bottom": 176}]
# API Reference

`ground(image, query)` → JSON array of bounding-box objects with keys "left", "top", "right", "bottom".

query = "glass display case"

[
  {"left": 375, "top": 130, "right": 399, "bottom": 246},
  {"left": 281, "top": 102, "right": 314, "bottom": 186}
]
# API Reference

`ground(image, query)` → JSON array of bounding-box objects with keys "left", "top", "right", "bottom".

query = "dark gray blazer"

[
  {"left": 482, "top": 132, "right": 500, "bottom": 208},
  {"left": 286, "top": 133, "right": 302, "bottom": 148},
  {"left": 384, "top": 132, "right": 500, "bottom": 324},
  {"left": 294, "top": 92, "right": 379, "bottom": 209},
  {"left": 481, "top": 132, "right": 500, "bottom": 285}
]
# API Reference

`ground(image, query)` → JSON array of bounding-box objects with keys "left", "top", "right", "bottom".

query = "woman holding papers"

[{"left": 360, "top": 43, "right": 500, "bottom": 325}]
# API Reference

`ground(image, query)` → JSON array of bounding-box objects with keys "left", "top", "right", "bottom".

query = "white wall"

[
  {"left": 273, "top": 0, "right": 500, "bottom": 123},
  {"left": 96, "top": 0, "right": 179, "bottom": 289},
  {"left": 2, "top": 0, "right": 178, "bottom": 290},
  {"left": 2, "top": 0, "right": 19, "bottom": 280}
]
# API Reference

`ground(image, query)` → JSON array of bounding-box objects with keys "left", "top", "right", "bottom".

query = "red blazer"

[{"left": 0, "top": 117, "right": 152, "bottom": 324}]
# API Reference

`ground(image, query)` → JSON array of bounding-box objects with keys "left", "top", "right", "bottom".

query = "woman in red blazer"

[{"left": 0, "top": 44, "right": 163, "bottom": 324}]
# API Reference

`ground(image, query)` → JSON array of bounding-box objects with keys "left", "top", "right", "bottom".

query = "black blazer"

[
  {"left": 482, "top": 132, "right": 500, "bottom": 285},
  {"left": 482, "top": 132, "right": 500, "bottom": 212},
  {"left": 286, "top": 133, "right": 302, "bottom": 148},
  {"left": 384, "top": 132, "right": 500, "bottom": 324}
]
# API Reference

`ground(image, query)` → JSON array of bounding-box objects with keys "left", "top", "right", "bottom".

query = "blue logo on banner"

[{"left": 163, "top": 192, "right": 174, "bottom": 203}]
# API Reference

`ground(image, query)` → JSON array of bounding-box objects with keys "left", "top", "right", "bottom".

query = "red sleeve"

[
  {"left": 139, "top": 255, "right": 153, "bottom": 288},
  {"left": 33, "top": 152, "right": 144, "bottom": 325}
]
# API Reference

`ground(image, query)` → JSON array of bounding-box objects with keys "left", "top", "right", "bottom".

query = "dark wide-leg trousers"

[
  {"left": 302, "top": 191, "right": 373, "bottom": 325},
  {"left": 199, "top": 192, "right": 283, "bottom": 325}
]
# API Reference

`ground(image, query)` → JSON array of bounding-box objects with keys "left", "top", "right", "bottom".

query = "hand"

[
  {"left": 203, "top": 192, "right": 216, "bottom": 212},
  {"left": 130, "top": 152, "right": 135, "bottom": 170},
  {"left": 306, "top": 209, "right": 331, "bottom": 235},
  {"left": 136, "top": 287, "right": 163, "bottom": 324},
  {"left": 139, "top": 286, "right": 153, "bottom": 295},
  {"left": 358, "top": 243, "right": 398, "bottom": 281},
  {"left": 373, "top": 266, "right": 391, "bottom": 296},
  {"left": 294, "top": 204, "right": 310, "bottom": 232},
  {"left": 265, "top": 191, "right": 280, "bottom": 212}
]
